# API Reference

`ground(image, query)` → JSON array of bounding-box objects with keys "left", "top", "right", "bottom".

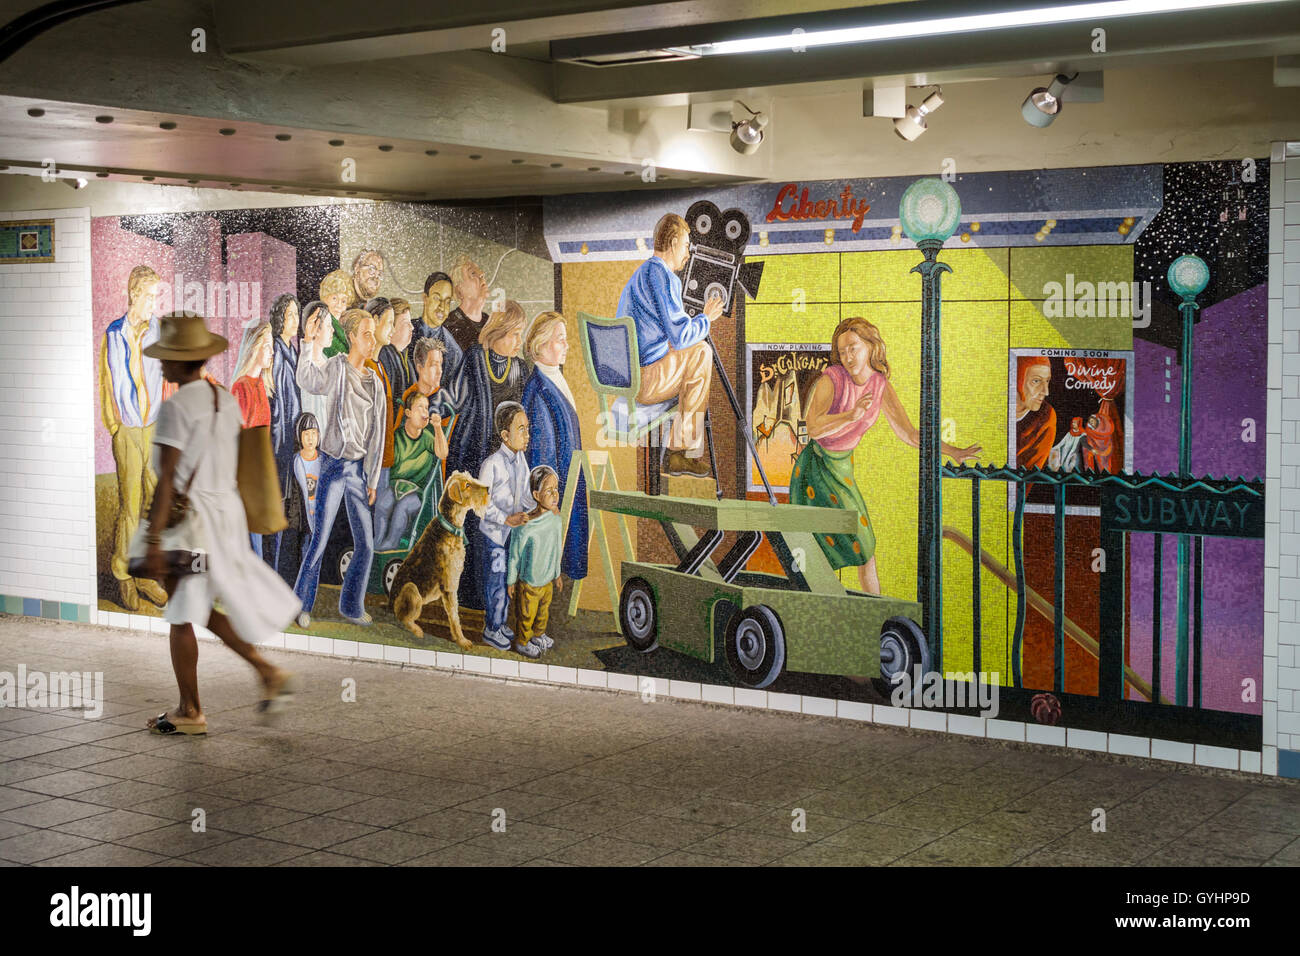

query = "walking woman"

[
  {"left": 140, "top": 314, "right": 300, "bottom": 735},
  {"left": 795, "top": 316, "right": 981, "bottom": 595}
]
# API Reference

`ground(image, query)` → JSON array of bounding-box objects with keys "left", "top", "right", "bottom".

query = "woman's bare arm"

[
  {"left": 879, "top": 381, "right": 982, "bottom": 461},
  {"left": 143, "top": 444, "right": 182, "bottom": 581},
  {"left": 880, "top": 380, "right": 920, "bottom": 448},
  {"left": 147, "top": 445, "right": 181, "bottom": 533}
]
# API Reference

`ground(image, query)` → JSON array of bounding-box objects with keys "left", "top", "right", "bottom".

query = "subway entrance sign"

[{"left": 1100, "top": 486, "right": 1265, "bottom": 539}]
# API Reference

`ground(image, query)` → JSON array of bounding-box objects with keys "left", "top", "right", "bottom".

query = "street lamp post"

[
  {"left": 1167, "top": 254, "right": 1209, "bottom": 707},
  {"left": 899, "top": 178, "right": 962, "bottom": 667}
]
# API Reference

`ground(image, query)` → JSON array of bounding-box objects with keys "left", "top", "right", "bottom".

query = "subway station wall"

[{"left": 68, "top": 159, "right": 1283, "bottom": 763}]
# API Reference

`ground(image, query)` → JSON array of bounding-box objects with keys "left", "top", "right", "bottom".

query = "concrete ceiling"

[
  {"left": 1, "top": 0, "right": 1300, "bottom": 202},
  {"left": 0, "top": 95, "right": 747, "bottom": 200}
]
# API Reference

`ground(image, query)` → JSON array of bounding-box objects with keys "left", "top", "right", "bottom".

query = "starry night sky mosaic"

[{"left": 1133, "top": 158, "right": 1270, "bottom": 357}]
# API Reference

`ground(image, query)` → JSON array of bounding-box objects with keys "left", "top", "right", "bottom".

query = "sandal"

[
  {"left": 257, "top": 671, "right": 299, "bottom": 718},
  {"left": 148, "top": 712, "right": 208, "bottom": 736}
]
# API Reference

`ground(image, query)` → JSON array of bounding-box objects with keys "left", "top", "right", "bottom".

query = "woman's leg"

[
  {"left": 206, "top": 608, "right": 282, "bottom": 688},
  {"left": 168, "top": 623, "right": 202, "bottom": 719},
  {"left": 857, "top": 556, "right": 881, "bottom": 595}
]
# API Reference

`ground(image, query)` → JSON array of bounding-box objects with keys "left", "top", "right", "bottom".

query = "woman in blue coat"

[{"left": 521, "top": 312, "right": 588, "bottom": 582}]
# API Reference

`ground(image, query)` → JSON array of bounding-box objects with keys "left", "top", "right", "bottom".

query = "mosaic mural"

[{"left": 91, "top": 160, "right": 1268, "bottom": 748}]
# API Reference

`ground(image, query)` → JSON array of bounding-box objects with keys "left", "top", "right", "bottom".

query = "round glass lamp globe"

[
  {"left": 899, "top": 178, "right": 962, "bottom": 244},
  {"left": 1167, "top": 254, "right": 1210, "bottom": 298}
]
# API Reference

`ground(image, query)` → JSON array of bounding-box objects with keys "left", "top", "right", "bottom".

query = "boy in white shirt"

[{"left": 477, "top": 401, "right": 534, "bottom": 649}]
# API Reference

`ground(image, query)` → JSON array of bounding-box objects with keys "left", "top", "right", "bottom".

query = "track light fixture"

[
  {"left": 1022, "top": 73, "right": 1079, "bottom": 127},
  {"left": 730, "top": 101, "right": 767, "bottom": 154},
  {"left": 893, "top": 88, "right": 943, "bottom": 142}
]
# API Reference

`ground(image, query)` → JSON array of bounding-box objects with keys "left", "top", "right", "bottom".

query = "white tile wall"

[
  {"left": 0, "top": 208, "right": 95, "bottom": 606},
  {"left": 1274, "top": 142, "right": 1299, "bottom": 774}
]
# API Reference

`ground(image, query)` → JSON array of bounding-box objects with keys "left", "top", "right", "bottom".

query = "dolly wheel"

[
  {"left": 880, "top": 616, "right": 932, "bottom": 700},
  {"left": 725, "top": 605, "right": 786, "bottom": 689},
  {"left": 619, "top": 577, "right": 659, "bottom": 653}
]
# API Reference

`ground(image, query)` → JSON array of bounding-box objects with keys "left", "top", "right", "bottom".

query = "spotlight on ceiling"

[
  {"left": 1022, "top": 73, "right": 1079, "bottom": 128},
  {"left": 62, "top": 177, "right": 88, "bottom": 190},
  {"left": 893, "top": 88, "right": 943, "bottom": 142},
  {"left": 730, "top": 101, "right": 767, "bottom": 154}
]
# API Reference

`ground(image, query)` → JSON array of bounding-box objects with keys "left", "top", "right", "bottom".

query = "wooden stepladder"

[{"left": 560, "top": 449, "right": 632, "bottom": 632}]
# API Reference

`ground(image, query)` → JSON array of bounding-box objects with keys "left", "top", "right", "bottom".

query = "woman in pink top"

[{"left": 794, "top": 317, "right": 981, "bottom": 594}]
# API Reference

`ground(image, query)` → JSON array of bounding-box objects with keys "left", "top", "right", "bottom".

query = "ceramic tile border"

[
  {"left": 60, "top": 605, "right": 1286, "bottom": 774},
  {"left": 15, "top": 606, "right": 1263, "bottom": 780}
]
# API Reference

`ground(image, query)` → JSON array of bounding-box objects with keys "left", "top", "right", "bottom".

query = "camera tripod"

[{"left": 650, "top": 331, "right": 776, "bottom": 506}]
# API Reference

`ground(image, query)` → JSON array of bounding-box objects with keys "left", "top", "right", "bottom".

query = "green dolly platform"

[{"left": 591, "top": 489, "right": 932, "bottom": 690}]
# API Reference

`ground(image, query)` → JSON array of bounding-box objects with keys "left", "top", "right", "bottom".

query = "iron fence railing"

[{"left": 938, "top": 463, "right": 1264, "bottom": 707}]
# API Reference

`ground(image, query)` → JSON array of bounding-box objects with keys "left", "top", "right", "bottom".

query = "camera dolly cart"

[{"left": 595, "top": 489, "right": 932, "bottom": 689}]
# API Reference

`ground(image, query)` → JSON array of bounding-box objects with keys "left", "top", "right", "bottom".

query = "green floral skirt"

[{"left": 791, "top": 440, "right": 876, "bottom": 570}]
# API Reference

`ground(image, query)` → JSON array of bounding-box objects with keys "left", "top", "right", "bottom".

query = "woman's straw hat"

[{"left": 143, "top": 313, "right": 228, "bottom": 361}]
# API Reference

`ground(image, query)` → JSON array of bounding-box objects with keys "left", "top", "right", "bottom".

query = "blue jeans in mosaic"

[
  {"left": 481, "top": 538, "right": 510, "bottom": 633},
  {"left": 293, "top": 454, "right": 374, "bottom": 620}
]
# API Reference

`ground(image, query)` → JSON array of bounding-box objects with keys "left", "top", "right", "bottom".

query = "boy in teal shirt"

[{"left": 507, "top": 465, "right": 564, "bottom": 657}]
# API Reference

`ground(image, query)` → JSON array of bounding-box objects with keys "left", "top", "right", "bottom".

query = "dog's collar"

[{"left": 437, "top": 511, "right": 465, "bottom": 539}]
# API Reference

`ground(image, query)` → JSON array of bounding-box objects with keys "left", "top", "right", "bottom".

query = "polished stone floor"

[{"left": 0, "top": 617, "right": 1296, "bottom": 867}]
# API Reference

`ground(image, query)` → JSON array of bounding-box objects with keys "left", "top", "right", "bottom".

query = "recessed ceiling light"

[
  {"left": 159, "top": 121, "right": 177, "bottom": 130},
  {"left": 329, "top": 139, "right": 345, "bottom": 146},
  {"left": 27, "top": 108, "right": 44, "bottom": 117},
  {"left": 469, "top": 154, "right": 483, "bottom": 160},
  {"left": 95, "top": 115, "right": 113, "bottom": 124},
  {"left": 378, "top": 144, "right": 394, "bottom": 152},
  {"left": 219, "top": 128, "right": 236, "bottom": 136},
  {"left": 549, "top": 163, "right": 563, "bottom": 168},
  {"left": 425, "top": 149, "right": 438, "bottom": 156},
  {"left": 276, "top": 133, "right": 292, "bottom": 141}
]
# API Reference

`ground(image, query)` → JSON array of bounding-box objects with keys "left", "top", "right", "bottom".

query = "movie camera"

[{"left": 681, "top": 201, "right": 765, "bottom": 316}]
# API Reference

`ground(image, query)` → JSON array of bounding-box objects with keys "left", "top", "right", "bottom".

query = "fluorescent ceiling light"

[{"left": 671, "top": 0, "right": 1283, "bottom": 57}]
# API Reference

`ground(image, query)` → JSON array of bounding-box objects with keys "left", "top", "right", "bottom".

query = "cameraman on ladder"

[{"left": 616, "top": 213, "right": 725, "bottom": 478}]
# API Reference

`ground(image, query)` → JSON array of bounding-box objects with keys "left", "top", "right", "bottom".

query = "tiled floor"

[{"left": 0, "top": 616, "right": 1297, "bottom": 867}]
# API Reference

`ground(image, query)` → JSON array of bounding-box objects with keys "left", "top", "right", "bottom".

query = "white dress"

[{"left": 153, "top": 380, "right": 301, "bottom": 638}]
